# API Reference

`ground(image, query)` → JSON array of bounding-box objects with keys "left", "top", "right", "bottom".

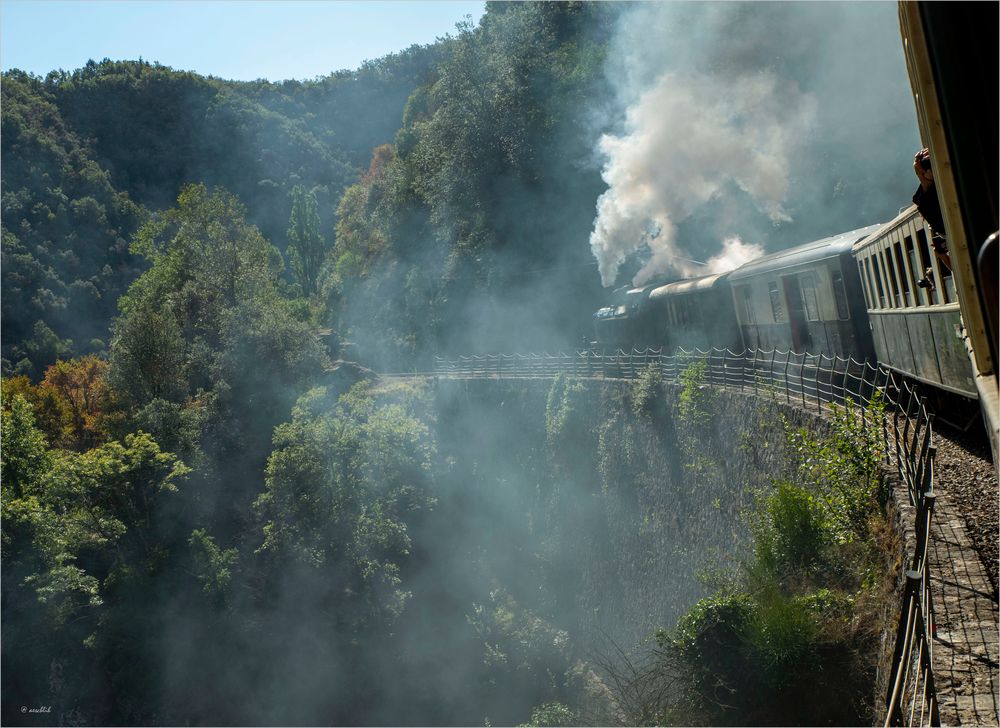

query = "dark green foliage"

[
  {"left": 323, "top": 2, "right": 617, "bottom": 368},
  {"left": 188, "top": 528, "right": 237, "bottom": 603},
  {"left": 255, "top": 383, "right": 435, "bottom": 614},
  {"left": 40, "top": 59, "right": 394, "bottom": 237},
  {"left": 106, "top": 183, "right": 329, "bottom": 549},
  {"left": 630, "top": 364, "right": 663, "bottom": 417},
  {"left": 545, "top": 374, "right": 590, "bottom": 450},
  {"left": 1, "top": 72, "right": 146, "bottom": 376},
  {"left": 466, "top": 588, "right": 577, "bottom": 713},
  {"left": 651, "top": 403, "right": 890, "bottom": 726},
  {"left": 285, "top": 185, "right": 327, "bottom": 297},
  {"left": 1, "top": 389, "right": 190, "bottom": 725},
  {"left": 520, "top": 701, "right": 579, "bottom": 727},
  {"left": 2, "top": 50, "right": 440, "bottom": 377},
  {"left": 110, "top": 184, "right": 327, "bottom": 408},
  {"left": 107, "top": 303, "right": 186, "bottom": 405},
  {"left": 752, "top": 480, "right": 831, "bottom": 580},
  {"left": 665, "top": 588, "right": 870, "bottom": 726},
  {"left": 677, "top": 361, "right": 715, "bottom": 438}
]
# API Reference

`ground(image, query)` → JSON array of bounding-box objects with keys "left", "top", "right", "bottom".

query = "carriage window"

[
  {"left": 858, "top": 260, "right": 872, "bottom": 308},
  {"left": 857, "top": 262, "right": 871, "bottom": 308},
  {"left": 904, "top": 235, "right": 924, "bottom": 306},
  {"left": 892, "top": 241, "right": 912, "bottom": 305},
  {"left": 940, "top": 262, "right": 955, "bottom": 304},
  {"left": 831, "top": 270, "right": 850, "bottom": 320},
  {"left": 869, "top": 256, "right": 886, "bottom": 308},
  {"left": 768, "top": 281, "right": 786, "bottom": 322},
  {"left": 882, "top": 248, "right": 900, "bottom": 307},
  {"left": 739, "top": 286, "right": 755, "bottom": 325},
  {"left": 799, "top": 273, "right": 820, "bottom": 321},
  {"left": 861, "top": 258, "right": 875, "bottom": 308},
  {"left": 914, "top": 228, "right": 940, "bottom": 305}
]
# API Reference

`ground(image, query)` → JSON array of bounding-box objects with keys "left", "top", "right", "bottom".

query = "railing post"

[
  {"left": 882, "top": 369, "right": 892, "bottom": 462},
  {"left": 813, "top": 356, "right": 821, "bottom": 413},
  {"left": 768, "top": 349, "right": 775, "bottom": 399},
  {"left": 885, "top": 570, "right": 922, "bottom": 727},
  {"left": 912, "top": 492, "right": 935, "bottom": 571},
  {"left": 783, "top": 353, "right": 790, "bottom": 404},
  {"left": 799, "top": 353, "right": 807, "bottom": 409},
  {"left": 841, "top": 358, "right": 849, "bottom": 404},
  {"left": 860, "top": 364, "right": 868, "bottom": 430}
]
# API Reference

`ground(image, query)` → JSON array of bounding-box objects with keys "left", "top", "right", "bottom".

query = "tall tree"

[{"left": 285, "top": 185, "right": 327, "bottom": 297}]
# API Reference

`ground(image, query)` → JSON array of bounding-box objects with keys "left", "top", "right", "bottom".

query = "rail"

[{"left": 433, "top": 347, "right": 938, "bottom": 726}]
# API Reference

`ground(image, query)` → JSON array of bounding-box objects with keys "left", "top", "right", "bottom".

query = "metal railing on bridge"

[{"left": 434, "top": 347, "right": 938, "bottom": 726}]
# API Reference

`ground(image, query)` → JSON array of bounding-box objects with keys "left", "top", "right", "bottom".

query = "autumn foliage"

[{"left": 3, "top": 355, "right": 111, "bottom": 450}]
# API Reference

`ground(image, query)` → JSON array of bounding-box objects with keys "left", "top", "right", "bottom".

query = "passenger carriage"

[
  {"left": 852, "top": 206, "right": 977, "bottom": 399},
  {"left": 645, "top": 273, "right": 740, "bottom": 353},
  {"left": 725, "top": 225, "right": 882, "bottom": 358}
]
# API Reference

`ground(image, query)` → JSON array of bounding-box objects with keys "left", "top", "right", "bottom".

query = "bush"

[
  {"left": 631, "top": 395, "right": 892, "bottom": 726},
  {"left": 751, "top": 479, "right": 831, "bottom": 583},
  {"left": 520, "top": 701, "right": 577, "bottom": 727},
  {"left": 630, "top": 364, "right": 661, "bottom": 417}
]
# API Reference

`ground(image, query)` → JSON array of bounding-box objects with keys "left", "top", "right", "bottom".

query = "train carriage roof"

[
  {"left": 648, "top": 272, "right": 728, "bottom": 299},
  {"left": 727, "top": 223, "right": 885, "bottom": 282},
  {"left": 852, "top": 205, "right": 919, "bottom": 254}
]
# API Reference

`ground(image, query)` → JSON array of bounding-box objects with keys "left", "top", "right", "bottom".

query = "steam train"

[
  {"left": 592, "top": 205, "right": 979, "bottom": 405},
  {"left": 589, "top": 3, "right": 998, "bottom": 458}
]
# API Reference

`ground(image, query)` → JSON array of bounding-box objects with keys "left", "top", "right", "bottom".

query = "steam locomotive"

[{"left": 592, "top": 206, "right": 979, "bottom": 404}]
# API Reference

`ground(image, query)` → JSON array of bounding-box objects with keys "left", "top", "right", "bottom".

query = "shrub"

[
  {"left": 630, "top": 364, "right": 661, "bottom": 417},
  {"left": 630, "top": 392, "right": 892, "bottom": 726},
  {"left": 751, "top": 479, "right": 831, "bottom": 583},
  {"left": 519, "top": 701, "right": 577, "bottom": 727}
]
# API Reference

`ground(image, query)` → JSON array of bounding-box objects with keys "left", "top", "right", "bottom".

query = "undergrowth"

[{"left": 600, "top": 395, "right": 895, "bottom": 726}]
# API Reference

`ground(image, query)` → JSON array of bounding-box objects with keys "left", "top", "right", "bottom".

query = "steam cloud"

[
  {"left": 591, "top": 70, "right": 814, "bottom": 285},
  {"left": 590, "top": 2, "right": 920, "bottom": 288},
  {"left": 705, "top": 236, "right": 766, "bottom": 275}
]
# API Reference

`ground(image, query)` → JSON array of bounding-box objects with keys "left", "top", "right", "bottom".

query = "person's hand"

[{"left": 914, "top": 148, "right": 934, "bottom": 190}]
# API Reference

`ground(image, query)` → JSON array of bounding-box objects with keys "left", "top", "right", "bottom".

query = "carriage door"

[{"left": 782, "top": 276, "right": 809, "bottom": 353}]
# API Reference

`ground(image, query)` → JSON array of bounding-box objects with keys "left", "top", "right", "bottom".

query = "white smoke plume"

[
  {"left": 590, "top": 2, "right": 918, "bottom": 288},
  {"left": 591, "top": 66, "right": 815, "bottom": 287},
  {"left": 705, "top": 236, "right": 765, "bottom": 275}
]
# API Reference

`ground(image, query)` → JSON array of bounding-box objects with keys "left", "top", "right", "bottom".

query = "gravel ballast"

[{"left": 933, "top": 425, "right": 998, "bottom": 597}]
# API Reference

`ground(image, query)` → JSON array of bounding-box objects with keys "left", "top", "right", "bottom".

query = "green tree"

[
  {"left": 1, "top": 71, "right": 146, "bottom": 376},
  {"left": 108, "top": 302, "right": 187, "bottom": 406},
  {"left": 109, "top": 183, "right": 327, "bottom": 542},
  {"left": 2, "top": 389, "right": 191, "bottom": 724},
  {"left": 123, "top": 183, "right": 280, "bottom": 322},
  {"left": 255, "top": 382, "right": 434, "bottom": 634},
  {"left": 286, "top": 185, "right": 327, "bottom": 297}
]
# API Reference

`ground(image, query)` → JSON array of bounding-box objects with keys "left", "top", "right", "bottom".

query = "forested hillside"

[
  {"left": 1, "top": 41, "right": 443, "bottom": 377},
  {"left": 2, "top": 3, "right": 624, "bottom": 725},
  {"left": 325, "top": 3, "right": 614, "bottom": 367}
]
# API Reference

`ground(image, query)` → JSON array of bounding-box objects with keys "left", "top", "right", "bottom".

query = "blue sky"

[{"left": 0, "top": 1, "right": 486, "bottom": 81}]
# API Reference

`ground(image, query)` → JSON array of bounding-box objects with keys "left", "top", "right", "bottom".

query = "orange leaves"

[
  {"left": 42, "top": 356, "right": 110, "bottom": 450},
  {"left": 362, "top": 144, "right": 396, "bottom": 186},
  {"left": 3, "top": 356, "right": 112, "bottom": 451}
]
